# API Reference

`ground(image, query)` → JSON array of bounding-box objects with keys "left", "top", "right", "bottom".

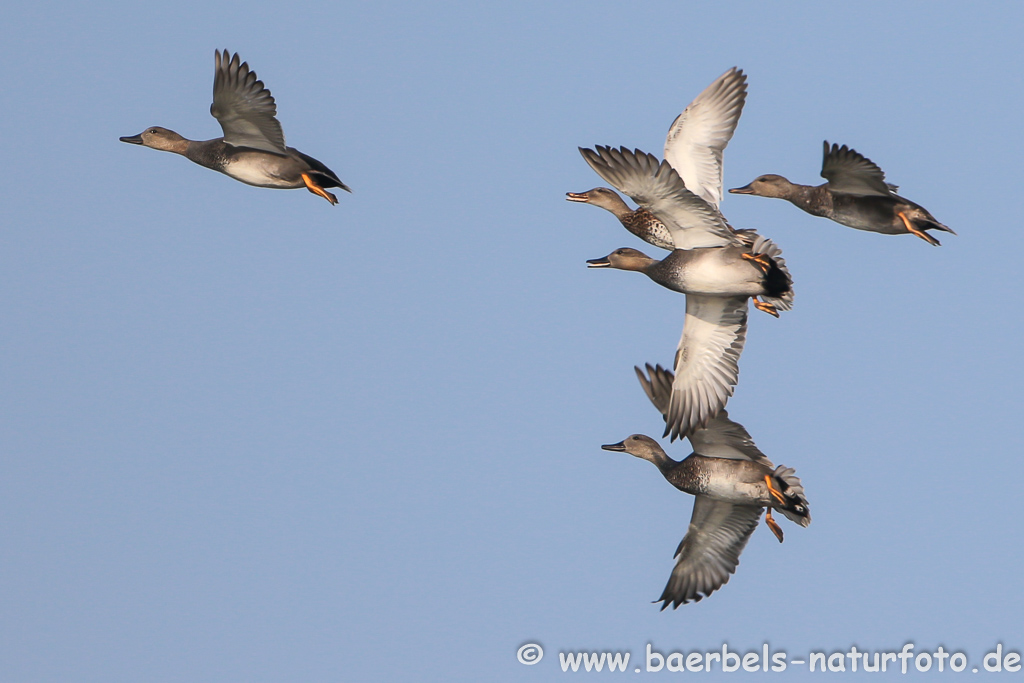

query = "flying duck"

[
  {"left": 729, "top": 141, "right": 953, "bottom": 245},
  {"left": 583, "top": 147, "right": 793, "bottom": 440},
  {"left": 602, "top": 364, "right": 810, "bottom": 607},
  {"left": 120, "top": 50, "right": 350, "bottom": 204},
  {"left": 568, "top": 67, "right": 747, "bottom": 248}
]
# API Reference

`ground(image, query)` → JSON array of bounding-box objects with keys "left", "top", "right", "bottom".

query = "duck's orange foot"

[
  {"left": 765, "top": 508, "right": 784, "bottom": 543},
  {"left": 752, "top": 297, "right": 779, "bottom": 318},
  {"left": 764, "top": 474, "right": 786, "bottom": 505},
  {"left": 302, "top": 173, "right": 338, "bottom": 205},
  {"left": 741, "top": 251, "right": 773, "bottom": 273},
  {"left": 897, "top": 211, "right": 939, "bottom": 246}
]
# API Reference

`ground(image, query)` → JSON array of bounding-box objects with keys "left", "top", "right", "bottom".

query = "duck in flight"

[
  {"left": 567, "top": 67, "right": 748, "bottom": 250},
  {"left": 729, "top": 141, "right": 953, "bottom": 245},
  {"left": 120, "top": 50, "right": 350, "bottom": 204},
  {"left": 572, "top": 143, "right": 783, "bottom": 313},
  {"left": 602, "top": 364, "right": 810, "bottom": 608},
  {"left": 582, "top": 146, "right": 793, "bottom": 440}
]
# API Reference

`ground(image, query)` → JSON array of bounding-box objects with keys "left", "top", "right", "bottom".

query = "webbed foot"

[
  {"left": 897, "top": 211, "right": 939, "bottom": 246},
  {"left": 752, "top": 297, "right": 779, "bottom": 318},
  {"left": 765, "top": 508, "right": 784, "bottom": 543},
  {"left": 302, "top": 173, "right": 338, "bottom": 205},
  {"left": 765, "top": 474, "right": 786, "bottom": 505},
  {"left": 742, "top": 251, "right": 772, "bottom": 273}
]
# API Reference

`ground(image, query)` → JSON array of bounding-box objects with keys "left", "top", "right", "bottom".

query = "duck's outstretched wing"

[
  {"left": 820, "top": 141, "right": 894, "bottom": 196},
  {"left": 686, "top": 411, "right": 774, "bottom": 466},
  {"left": 211, "top": 50, "right": 287, "bottom": 154},
  {"left": 579, "top": 146, "right": 738, "bottom": 249},
  {"left": 664, "top": 295, "right": 747, "bottom": 441},
  {"left": 658, "top": 496, "right": 761, "bottom": 608},
  {"left": 664, "top": 67, "right": 747, "bottom": 210},
  {"left": 636, "top": 363, "right": 772, "bottom": 466},
  {"left": 635, "top": 362, "right": 674, "bottom": 417}
]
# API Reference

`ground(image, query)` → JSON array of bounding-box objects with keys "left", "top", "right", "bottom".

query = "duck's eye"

[
  {"left": 631, "top": 436, "right": 641, "bottom": 441},
  {"left": 149, "top": 129, "right": 158, "bottom": 134}
]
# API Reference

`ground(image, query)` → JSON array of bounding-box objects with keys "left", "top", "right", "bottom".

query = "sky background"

[{"left": 1, "top": 1, "right": 1022, "bottom": 681}]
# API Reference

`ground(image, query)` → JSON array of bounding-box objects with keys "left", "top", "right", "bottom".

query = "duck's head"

[
  {"left": 602, "top": 434, "right": 666, "bottom": 463},
  {"left": 120, "top": 127, "right": 188, "bottom": 153},
  {"left": 586, "top": 247, "right": 654, "bottom": 271},
  {"left": 566, "top": 187, "right": 629, "bottom": 213},
  {"left": 729, "top": 174, "right": 794, "bottom": 199}
]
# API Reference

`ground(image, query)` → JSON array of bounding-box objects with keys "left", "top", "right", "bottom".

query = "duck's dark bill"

[
  {"left": 601, "top": 442, "right": 626, "bottom": 452},
  {"left": 728, "top": 184, "right": 754, "bottom": 194},
  {"left": 586, "top": 257, "right": 611, "bottom": 268},
  {"left": 565, "top": 192, "right": 589, "bottom": 202},
  {"left": 119, "top": 134, "right": 144, "bottom": 144}
]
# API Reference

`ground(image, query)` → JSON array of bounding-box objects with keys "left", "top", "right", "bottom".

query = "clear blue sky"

[{"left": 1, "top": 1, "right": 1021, "bottom": 681}]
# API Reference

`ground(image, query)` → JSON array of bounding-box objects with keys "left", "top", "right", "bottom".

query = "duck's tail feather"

[
  {"left": 923, "top": 219, "right": 955, "bottom": 235},
  {"left": 291, "top": 149, "right": 352, "bottom": 193},
  {"left": 771, "top": 465, "right": 810, "bottom": 527},
  {"left": 749, "top": 234, "right": 794, "bottom": 312}
]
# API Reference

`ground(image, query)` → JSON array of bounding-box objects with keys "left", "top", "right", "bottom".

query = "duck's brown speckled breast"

[
  {"left": 623, "top": 208, "right": 676, "bottom": 251},
  {"left": 668, "top": 454, "right": 772, "bottom": 505}
]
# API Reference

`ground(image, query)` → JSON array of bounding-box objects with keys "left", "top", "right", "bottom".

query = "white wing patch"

[
  {"left": 664, "top": 67, "right": 747, "bottom": 210},
  {"left": 665, "top": 295, "right": 748, "bottom": 441}
]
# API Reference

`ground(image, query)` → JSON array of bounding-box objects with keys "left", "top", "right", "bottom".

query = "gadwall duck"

[
  {"left": 573, "top": 145, "right": 765, "bottom": 251},
  {"left": 568, "top": 68, "right": 747, "bottom": 248},
  {"left": 602, "top": 364, "right": 810, "bottom": 608},
  {"left": 588, "top": 239, "right": 791, "bottom": 440},
  {"left": 586, "top": 241, "right": 791, "bottom": 310},
  {"left": 582, "top": 147, "right": 793, "bottom": 440},
  {"left": 120, "top": 50, "right": 350, "bottom": 204},
  {"left": 729, "top": 141, "right": 954, "bottom": 245}
]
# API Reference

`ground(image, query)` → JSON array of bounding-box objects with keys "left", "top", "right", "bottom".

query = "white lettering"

[
  {"left": 846, "top": 645, "right": 860, "bottom": 672},
  {"left": 984, "top": 644, "right": 1003, "bottom": 672},
  {"left": 722, "top": 644, "right": 740, "bottom": 672},
  {"left": 645, "top": 644, "right": 663, "bottom": 672},
  {"left": 898, "top": 643, "right": 915, "bottom": 673}
]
